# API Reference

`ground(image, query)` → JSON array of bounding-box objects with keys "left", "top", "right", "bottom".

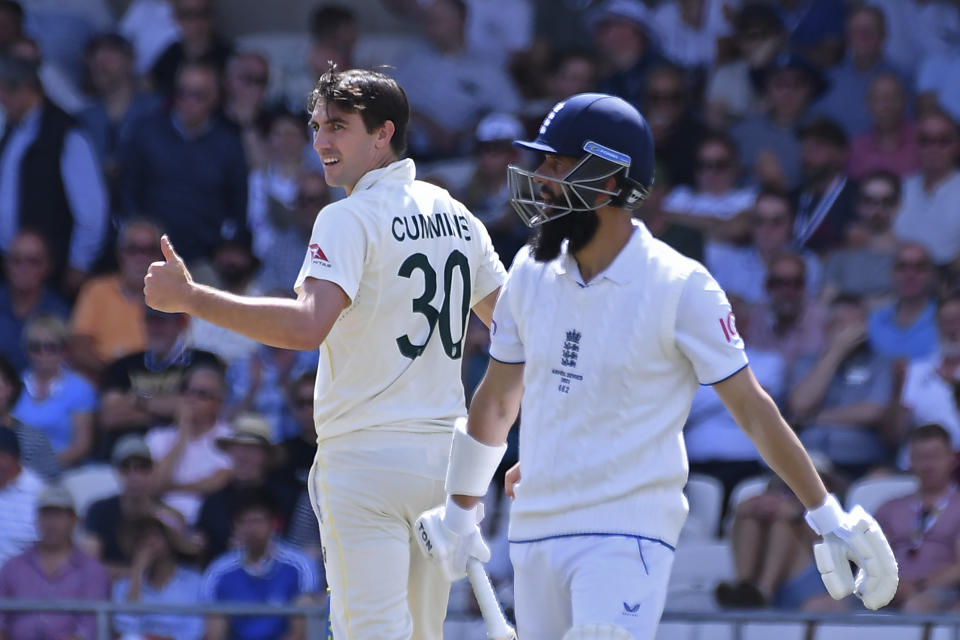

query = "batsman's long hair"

[{"left": 307, "top": 64, "right": 410, "bottom": 157}]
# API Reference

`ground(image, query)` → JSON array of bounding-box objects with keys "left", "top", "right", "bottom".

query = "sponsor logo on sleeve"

[
  {"left": 718, "top": 311, "right": 739, "bottom": 344},
  {"left": 309, "top": 243, "right": 330, "bottom": 265}
]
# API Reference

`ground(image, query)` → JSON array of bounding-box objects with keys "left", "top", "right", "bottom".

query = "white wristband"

[
  {"left": 445, "top": 419, "right": 507, "bottom": 497},
  {"left": 442, "top": 496, "right": 478, "bottom": 535},
  {"left": 804, "top": 493, "right": 844, "bottom": 535}
]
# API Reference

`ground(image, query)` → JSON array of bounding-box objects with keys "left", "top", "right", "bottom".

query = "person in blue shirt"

[
  {"left": 868, "top": 242, "right": 939, "bottom": 360},
  {"left": 201, "top": 488, "right": 319, "bottom": 640}
]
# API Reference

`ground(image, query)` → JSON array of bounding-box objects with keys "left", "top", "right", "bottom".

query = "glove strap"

[
  {"left": 805, "top": 493, "right": 844, "bottom": 535},
  {"left": 445, "top": 419, "right": 507, "bottom": 497}
]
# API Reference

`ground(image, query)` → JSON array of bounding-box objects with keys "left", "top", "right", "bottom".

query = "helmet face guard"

[{"left": 507, "top": 140, "right": 649, "bottom": 228}]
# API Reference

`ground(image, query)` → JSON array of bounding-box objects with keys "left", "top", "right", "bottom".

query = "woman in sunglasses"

[{"left": 12, "top": 315, "right": 97, "bottom": 467}]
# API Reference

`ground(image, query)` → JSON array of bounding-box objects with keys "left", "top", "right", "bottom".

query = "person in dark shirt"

[
  {"left": 149, "top": 0, "right": 232, "bottom": 100},
  {"left": 277, "top": 371, "right": 317, "bottom": 489}
]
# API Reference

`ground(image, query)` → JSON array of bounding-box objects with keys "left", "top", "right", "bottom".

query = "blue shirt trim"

[
  {"left": 701, "top": 361, "right": 749, "bottom": 386},
  {"left": 508, "top": 532, "right": 675, "bottom": 552},
  {"left": 489, "top": 355, "right": 524, "bottom": 365}
]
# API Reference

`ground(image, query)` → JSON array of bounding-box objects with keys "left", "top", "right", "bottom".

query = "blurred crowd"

[{"left": 0, "top": 0, "right": 959, "bottom": 637}]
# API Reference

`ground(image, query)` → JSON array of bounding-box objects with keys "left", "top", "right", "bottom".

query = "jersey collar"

[
  {"left": 353, "top": 158, "right": 416, "bottom": 192},
  {"left": 556, "top": 219, "right": 648, "bottom": 286}
]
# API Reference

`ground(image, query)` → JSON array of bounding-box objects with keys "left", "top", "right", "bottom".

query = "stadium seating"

[
  {"left": 844, "top": 475, "right": 919, "bottom": 514},
  {"left": 683, "top": 473, "right": 725, "bottom": 540}
]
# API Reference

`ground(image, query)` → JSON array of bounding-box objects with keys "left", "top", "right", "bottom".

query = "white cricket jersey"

[
  {"left": 294, "top": 159, "right": 506, "bottom": 442},
  {"left": 490, "top": 220, "right": 748, "bottom": 547}
]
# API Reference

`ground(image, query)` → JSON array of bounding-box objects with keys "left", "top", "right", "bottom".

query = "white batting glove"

[
  {"left": 415, "top": 497, "right": 491, "bottom": 582},
  {"left": 805, "top": 494, "right": 899, "bottom": 610}
]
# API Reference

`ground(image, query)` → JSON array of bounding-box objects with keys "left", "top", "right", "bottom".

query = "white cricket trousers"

[
  {"left": 510, "top": 535, "right": 675, "bottom": 639},
  {"left": 308, "top": 429, "right": 452, "bottom": 640}
]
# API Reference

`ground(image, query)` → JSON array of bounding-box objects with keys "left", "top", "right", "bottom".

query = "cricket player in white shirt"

[
  {"left": 415, "top": 93, "right": 900, "bottom": 639},
  {"left": 144, "top": 68, "right": 506, "bottom": 639}
]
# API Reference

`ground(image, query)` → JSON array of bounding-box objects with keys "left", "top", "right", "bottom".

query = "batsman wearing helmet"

[{"left": 416, "top": 93, "right": 900, "bottom": 639}]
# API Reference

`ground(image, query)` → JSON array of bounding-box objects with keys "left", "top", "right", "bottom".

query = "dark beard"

[{"left": 530, "top": 210, "right": 600, "bottom": 262}]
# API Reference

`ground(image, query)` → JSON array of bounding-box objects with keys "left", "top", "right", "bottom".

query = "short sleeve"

[
  {"left": 487, "top": 252, "right": 526, "bottom": 364},
  {"left": 70, "top": 283, "right": 101, "bottom": 336},
  {"left": 674, "top": 268, "right": 749, "bottom": 384},
  {"left": 467, "top": 214, "right": 507, "bottom": 306},
  {"left": 293, "top": 203, "right": 367, "bottom": 301}
]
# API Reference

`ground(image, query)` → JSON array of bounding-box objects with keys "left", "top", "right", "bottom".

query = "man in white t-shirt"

[
  {"left": 143, "top": 67, "right": 505, "bottom": 639},
  {"left": 415, "top": 93, "right": 899, "bottom": 639}
]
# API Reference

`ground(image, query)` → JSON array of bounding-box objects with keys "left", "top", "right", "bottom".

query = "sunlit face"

[
  {"left": 766, "top": 257, "right": 806, "bottom": 317},
  {"left": 856, "top": 177, "right": 898, "bottom": 230},
  {"left": 846, "top": 9, "right": 885, "bottom": 62},
  {"left": 751, "top": 195, "right": 792, "bottom": 253},
  {"left": 694, "top": 141, "right": 737, "bottom": 195},
  {"left": 234, "top": 507, "right": 274, "bottom": 550},
  {"left": 892, "top": 244, "right": 933, "bottom": 300},
  {"left": 37, "top": 508, "right": 76, "bottom": 546},
  {"left": 25, "top": 328, "right": 64, "bottom": 373},
  {"left": 118, "top": 224, "right": 161, "bottom": 285},
  {"left": 909, "top": 436, "right": 957, "bottom": 493},
  {"left": 6, "top": 232, "right": 49, "bottom": 293},
  {"left": 310, "top": 100, "right": 389, "bottom": 194},
  {"left": 917, "top": 114, "right": 960, "bottom": 176}
]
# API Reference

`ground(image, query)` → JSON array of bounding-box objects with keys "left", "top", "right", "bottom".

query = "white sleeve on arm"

[
  {"left": 674, "top": 267, "right": 749, "bottom": 384},
  {"left": 469, "top": 214, "right": 507, "bottom": 305},
  {"left": 293, "top": 203, "right": 366, "bottom": 301},
  {"left": 487, "top": 259, "right": 525, "bottom": 364}
]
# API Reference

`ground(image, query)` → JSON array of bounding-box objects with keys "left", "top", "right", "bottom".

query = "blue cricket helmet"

[{"left": 508, "top": 93, "right": 655, "bottom": 227}]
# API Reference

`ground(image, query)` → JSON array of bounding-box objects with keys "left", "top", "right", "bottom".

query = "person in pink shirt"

[{"left": 848, "top": 72, "right": 918, "bottom": 180}]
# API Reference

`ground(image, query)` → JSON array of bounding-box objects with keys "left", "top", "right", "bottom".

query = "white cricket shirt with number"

[
  {"left": 490, "top": 220, "right": 748, "bottom": 547},
  {"left": 294, "top": 159, "right": 505, "bottom": 442}
]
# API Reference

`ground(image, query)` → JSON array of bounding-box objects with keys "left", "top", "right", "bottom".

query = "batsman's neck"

[{"left": 573, "top": 208, "right": 634, "bottom": 283}]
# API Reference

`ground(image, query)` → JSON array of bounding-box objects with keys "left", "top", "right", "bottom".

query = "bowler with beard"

[{"left": 415, "top": 93, "right": 899, "bottom": 639}]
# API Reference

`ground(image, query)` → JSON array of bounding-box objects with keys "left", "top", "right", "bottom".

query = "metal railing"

[{"left": 1, "top": 599, "right": 960, "bottom": 639}]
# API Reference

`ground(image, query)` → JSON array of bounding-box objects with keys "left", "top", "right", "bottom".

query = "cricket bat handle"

[{"left": 467, "top": 558, "right": 517, "bottom": 640}]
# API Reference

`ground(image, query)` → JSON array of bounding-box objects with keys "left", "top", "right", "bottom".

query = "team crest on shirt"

[
  {"left": 561, "top": 329, "right": 581, "bottom": 367},
  {"left": 308, "top": 243, "right": 330, "bottom": 264}
]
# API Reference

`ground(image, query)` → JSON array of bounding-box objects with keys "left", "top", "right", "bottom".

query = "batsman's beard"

[{"left": 530, "top": 194, "right": 600, "bottom": 262}]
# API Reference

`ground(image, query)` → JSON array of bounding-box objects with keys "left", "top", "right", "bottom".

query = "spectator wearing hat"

[
  {"left": 587, "top": 0, "right": 664, "bottom": 108},
  {"left": 201, "top": 487, "right": 319, "bottom": 640},
  {"left": 197, "top": 413, "right": 298, "bottom": 562},
  {"left": 0, "top": 52, "right": 107, "bottom": 295},
  {"left": 145, "top": 364, "right": 233, "bottom": 526},
  {"left": 70, "top": 217, "right": 162, "bottom": 379},
  {"left": 186, "top": 225, "right": 262, "bottom": 365},
  {"left": 875, "top": 424, "right": 960, "bottom": 612},
  {"left": 113, "top": 511, "right": 205, "bottom": 640},
  {"left": 78, "top": 33, "right": 162, "bottom": 209},
  {"left": 99, "top": 305, "right": 221, "bottom": 459},
  {"left": 0, "top": 354, "right": 59, "bottom": 481},
  {"left": 810, "top": 4, "right": 905, "bottom": 138},
  {"left": 12, "top": 315, "right": 97, "bottom": 468},
  {"left": 0, "top": 425, "right": 44, "bottom": 567},
  {"left": 732, "top": 53, "right": 825, "bottom": 190},
  {"left": 82, "top": 434, "right": 190, "bottom": 577},
  {"left": 792, "top": 117, "right": 858, "bottom": 253},
  {"left": 0, "top": 485, "right": 109, "bottom": 640},
  {"left": 892, "top": 108, "right": 960, "bottom": 267}
]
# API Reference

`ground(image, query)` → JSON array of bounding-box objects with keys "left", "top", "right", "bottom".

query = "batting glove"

[
  {"left": 415, "top": 497, "right": 491, "bottom": 582},
  {"left": 805, "top": 494, "right": 899, "bottom": 610}
]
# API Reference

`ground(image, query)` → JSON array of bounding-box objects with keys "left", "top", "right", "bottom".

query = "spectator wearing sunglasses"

[
  {"left": 223, "top": 50, "right": 272, "bottom": 170},
  {"left": 277, "top": 371, "right": 317, "bottom": 490},
  {"left": 868, "top": 243, "right": 939, "bottom": 361},
  {"left": 893, "top": 108, "right": 960, "bottom": 266},
  {"left": 12, "top": 315, "right": 97, "bottom": 468}
]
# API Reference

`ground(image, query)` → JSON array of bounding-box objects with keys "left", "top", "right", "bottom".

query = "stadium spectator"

[
  {"left": 0, "top": 1, "right": 23, "bottom": 54},
  {"left": 0, "top": 425, "right": 43, "bottom": 567},
  {"left": 733, "top": 53, "right": 824, "bottom": 190},
  {"left": 789, "top": 295, "right": 893, "bottom": 478},
  {"left": 744, "top": 252, "right": 828, "bottom": 363},
  {"left": 916, "top": 45, "right": 960, "bottom": 124},
  {"left": 531, "top": 48, "right": 598, "bottom": 118},
  {"left": 145, "top": 364, "right": 232, "bottom": 525},
  {"left": 777, "top": 0, "right": 846, "bottom": 68},
  {"left": 283, "top": 4, "right": 357, "bottom": 113},
  {"left": 875, "top": 424, "right": 960, "bottom": 611},
  {"left": 649, "top": 0, "right": 734, "bottom": 71},
  {"left": 847, "top": 73, "right": 918, "bottom": 180},
  {"left": 113, "top": 511, "right": 205, "bottom": 640},
  {"left": 892, "top": 108, "right": 960, "bottom": 266},
  {"left": 223, "top": 50, "right": 272, "bottom": 170},
  {"left": 8, "top": 33, "right": 87, "bottom": 116},
  {"left": 0, "top": 355, "right": 58, "bottom": 481},
  {"left": 0, "top": 485, "right": 109, "bottom": 639},
  {"left": 118, "top": 0, "right": 179, "bottom": 76},
  {"left": 201, "top": 488, "right": 319, "bottom": 640},
  {"left": 276, "top": 372, "right": 316, "bottom": 490},
  {"left": 867, "top": 243, "right": 938, "bottom": 361},
  {"left": 708, "top": 188, "right": 822, "bottom": 305},
  {"left": 661, "top": 132, "right": 756, "bottom": 245},
  {"left": 186, "top": 227, "right": 262, "bottom": 365},
  {"left": 716, "top": 455, "right": 845, "bottom": 610},
  {"left": 705, "top": 3, "right": 786, "bottom": 128},
  {"left": 393, "top": 0, "right": 520, "bottom": 159},
  {"left": 99, "top": 307, "right": 221, "bottom": 458},
  {"left": 811, "top": 4, "right": 902, "bottom": 138},
  {"left": 868, "top": 0, "right": 960, "bottom": 77},
  {"left": 587, "top": 0, "right": 662, "bottom": 108},
  {"left": 254, "top": 170, "right": 329, "bottom": 294},
  {"left": 149, "top": 0, "right": 232, "bottom": 99},
  {"left": 633, "top": 164, "right": 704, "bottom": 263},
  {"left": 897, "top": 294, "right": 960, "bottom": 452},
  {"left": 69, "top": 217, "right": 160, "bottom": 379},
  {"left": 284, "top": 489, "right": 322, "bottom": 560},
  {"left": 12, "top": 315, "right": 96, "bottom": 468},
  {"left": 119, "top": 59, "right": 248, "bottom": 264},
  {"left": 78, "top": 33, "right": 162, "bottom": 213},
  {"left": 197, "top": 413, "right": 298, "bottom": 561},
  {"left": 0, "top": 53, "right": 107, "bottom": 294},
  {"left": 0, "top": 229, "right": 68, "bottom": 373},
  {"left": 247, "top": 109, "right": 309, "bottom": 259},
  {"left": 792, "top": 118, "right": 858, "bottom": 253},
  {"left": 820, "top": 171, "right": 900, "bottom": 305},
  {"left": 642, "top": 62, "right": 705, "bottom": 188},
  {"left": 82, "top": 434, "right": 189, "bottom": 577}
]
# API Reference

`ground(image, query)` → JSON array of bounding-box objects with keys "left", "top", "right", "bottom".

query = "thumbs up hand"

[{"left": 144, "top": 235, "right": 195, "bottom": 313}]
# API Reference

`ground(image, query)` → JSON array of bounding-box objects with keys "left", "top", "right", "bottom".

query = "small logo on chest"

[{"left": 561, "top": 329, "right": 581, "bottom": 367}]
